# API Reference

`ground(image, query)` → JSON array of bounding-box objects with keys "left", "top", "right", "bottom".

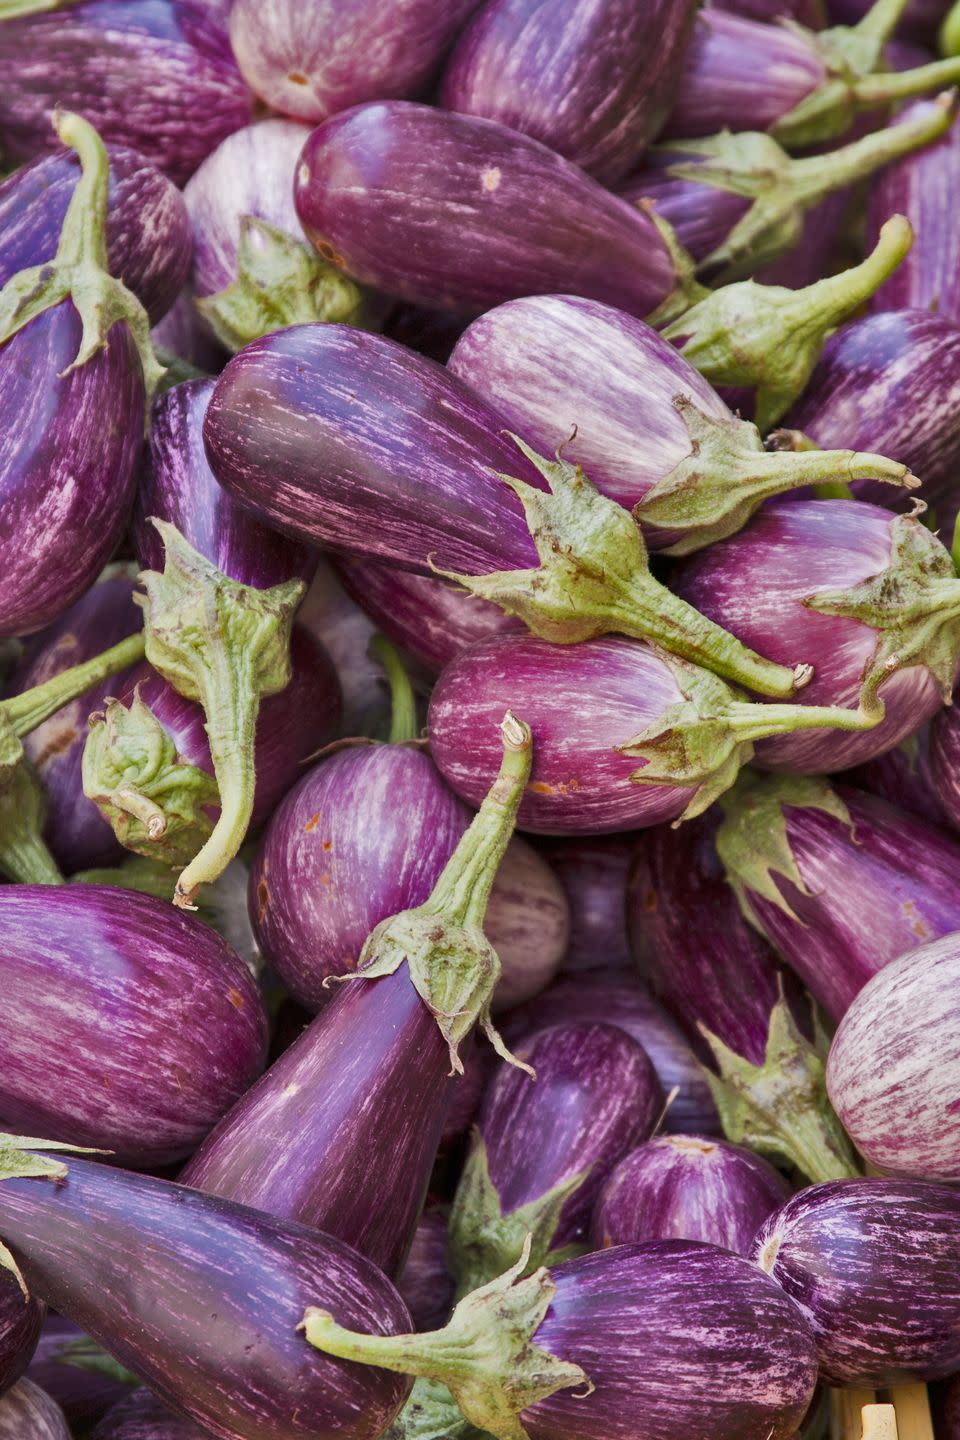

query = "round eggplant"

[
  {"left": 94, "top": 1388, "right": 209, "bottom": 1437},
  {"left": 539, "top": 835, "right": 634, "bottom": 973},
  {"left": 0, "top": 1272, "right": 41, "bottom": 1402},
  {"left": 0, "top": 1380, "right": 69, "bottom": 1439}
]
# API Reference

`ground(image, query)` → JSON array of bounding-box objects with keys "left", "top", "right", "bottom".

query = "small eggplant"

[
  {"left": 0, "top": 1271, "right": 41, "bottom": 1401},
  {"left": 0, "top": 1380, "right": 69, "bottom": 1439},
  {"left": 448, "top": 1022, "right": 663, "bottom": 1297},
  {"left": 93, "top": 1389, "right": 208, "bottom": 1437},
  {"left": 710, "top": 0, "right": 826, "bottom": 20},
  {"left": 0, "top": 1143, "right": 412, "bottom": 1440},
  {"left": 25, "top": 1316, "right": 135, "bottom": 1430},
  {"left": 591, "top": 1135, "right": 791, "bottom": 1255},
  {"left": 0, "top": 1, "right": 252, "bottom": 184},
  {"left": 754, "top": 1178, "right": 960, "bottom": 1385},
  {"left": 538, "top": 836, "right": 634, "bottom": 973},
  {"left": 0, "top": 885, "right": 268, "bottom": 1164},
  {"left": 928, "top": 701, "right": 960, "bottom": 829},
  {"left": 396, "top": 1210, "right": 454, "bottom": 1335},
  {"left": 440, "top": 0, "right": 698, "bottom": 185}
]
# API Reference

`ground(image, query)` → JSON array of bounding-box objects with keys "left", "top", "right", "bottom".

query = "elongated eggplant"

[
  {"left": 26, "top": 1316, "right": 135, "bottom": 1430},
  {"left": 0, "top": 886, "right": 267, "bottom": 1164},
  {"left": 0, "top": 1380, "right": 69, "bottom": 1439},
  {"left": 0, "top": 1272, "right": 41, "bottom": 1401},
  {"left": 0, "top": 142, "right": 190, "bottom": 325},
  {"left": 538, "top": 836, "right": 633, "bottom": 973},
  {"left": 94, "top": 1389, "right": 208, "bottom": 1437},
  {"left": 754, "top": 1178, "right": 960, "bottom": 1384},
  {"left": 0, "top": 1144, "right": 412, "bottom": 1440},
  {"left": 441, "top": 0, "right": 697, "bottom": 185},
  {"left": 711, "top": 0, "right": 826, "bottom": 20},
  {"left": 0, "top": 2, "right": 252, "bottom": 184},
  {"left": 715, "top": 771, "right": 960, "bottom": 1020},
  {"left": 396, "top": 1209, "right": 454, "bottom": 1335},
  {"left": 448, "top": 1022, "right": 663, "bottom": 1296},
  {"left": 592, "top": 1135, "right": 791, "bottom": 1255}
]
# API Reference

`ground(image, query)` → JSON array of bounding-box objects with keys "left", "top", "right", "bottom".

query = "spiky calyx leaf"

[
  {"left": 0, "top": 1132, "right": 104, "bottom": 1292},
  {"left": 383, "top": 1379, "right": 485, "bottom": 1440}
]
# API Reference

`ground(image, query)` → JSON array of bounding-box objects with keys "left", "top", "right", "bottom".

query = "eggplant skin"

[
  {"left": 754, "top": 1179, "right": 960, "bottom": 1386},
  {"left": 0, "top": 1159, "right": 411, "bottom": 1440},
  {"left": 25, "top": 1315, "right": 132, "bottom": 1430},
  {"left": 0, "top": 886, "right": 268, "bottom": 1166},
  {"left": 0, "top": 1272, "right": 42, "bottom": 1403},
  {"left": 93, "top": 1387, "right": 212, "bottom": 1438},
  {"left": 0, "top": 1379, "right": 70, "bottom": 1440}
]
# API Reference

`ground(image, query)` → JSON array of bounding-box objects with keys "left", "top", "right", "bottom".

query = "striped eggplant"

[
  {"left": 827, "top": 934, "right": 960, "bottom": 1178},
  {"left": 295, "top": 562, "right": 392, "bottom": 738},
  {"left": 26, "top": 1316, "right": 135, "bottom": 1430},
  {"left": 847, "top": 726, "right": 948, "bottom": 828},
  {"left": 396, "top": 1209, "right": 454, "bottom": 1334},
  {"left": 715, "top": 771, "right": 960, "bottom": 1021},
  {"left": 0, "top": 1, "right": 252, "bottom": 184},
  {"left": 0, "top": 1380, "right": 69, "bottom": 1439},
  {"left": 94, "top": 1389, "right": 209, "bottom": 1437},
  {"left": 0, "top": 142, "right": 190, "bottom": 325},
  {"left": 591, "top": 1135, "right": 791, "bottom": 1255},
  {"left": 0, "top": 1273, "right": 41, "bottom": 1401},
  {"left": 539, "top": 836, "right": 634, "bottom": 973},
  {"left": 0, "top": 1144, "right": 412, "bottom": 1440},
  {"left": 754, "top": 1179, "right": 960, "bottom": 1384},
  {"left": 928, "top": 701, "right": 960, "bottom": 829},
  {"left": 305, "top": 1239, "right": 819, "bottom": 1440},
  {"left": 0, "top": 886, "right": 267, "bottom": 1164},
  {"left": 448, "top": 1023, "right": 663, "bottom": 1296},
  {"left": 440, "top": 0, "right": 698, "bottom": 185}
]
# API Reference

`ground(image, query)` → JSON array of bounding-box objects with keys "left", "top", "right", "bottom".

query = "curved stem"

[
  {"left": 370, "top": 635, "right": 419, "bottom": 745},
  {"left": 850, "top": 0, "right": 908, "bottom": 39},
  {"left": 951, "top": 511, "right": 960, "bottom": 575},
  {"left": 727, "top": 700, "right": 880, "bottom": 741},
  {"left": 787, "top": 96, "right": 956, "bottom": 204},
  {"left": 0, "top": 764, "right": 64, "bottom": 886},
  {"left": 856, "top": 56, "right": 960, "bottom": 104},
  {"left": 109, "top": 787, "right": 168, "bottom": 840},
  {"left": 2, "top": 633, "right": 145, "bottom": 738},
  {"left": 941, "top": 0, "right": 960, "bottom": 56}
]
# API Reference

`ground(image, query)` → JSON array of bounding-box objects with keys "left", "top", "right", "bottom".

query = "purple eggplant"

[
  {"left": 25, "top": 1316, "right": 135, "bottom": 1430},
  {"left": 0, "top": 885, "right": 267, "bottom": 1164},
  {"left": 710, "top": 0, "right": 827, "bottom": 20},
  {"left": 448, "top": 1021, "right": 663, "bottom": 1296},
  {"left": 305, "top": 1238, "right": 818, "bottom": 1440},
  {"left": 0, "top": 1273, "right": 41, "bottom": 1402},
  {"left": 0, "top": 142, "right": 190, "bottom": 326},
  {"left": 592, "top": 1135, "right": 791, "bottom": 1255},
  {"left": 296, "top": 562, "right": 393, "bottom": 738},
  {"left": 754, "top": 1178, "right": 960, "bottom": 1385},
  {"left": 675, "top": 499, "right": 960, "bottom": 771},
  {"left": 0, "top": 1380, "right": 69, "bottom": 1439},
  {"left": 715, "top": 771, "right": 960, "bottom": 1021},
  {"left": 847, "top": 726, "right": 949, "bottom": 828},
  {"left": 94, "top": 1389, "right": 208, "bottom": 1437},
  {"left": 440, "top": 0, "right": 697, "bottom": 185},
  {"left": 538, "top": 836, "right": 634, "bottom": 973},
  {"left": 827, "top": 933, "right": 960, "bottom": 1178},
  {"left": 396, "top": 1209, "right": 454, "bottom": 1334},
  {"left": 0, "top": 1145, "right": 411, "bottom": 1440},
  {"left": 228, "top": 0, "right": 479, "bottom": 124},
  {"left": 0, "top": 2, "right": 252, "bottom": 185},
  {"left": 829, "top": 0, "right": 950, "bottom": 44},
  {"left": 928, "top": 702, "right": 960, "bottom": 832}
]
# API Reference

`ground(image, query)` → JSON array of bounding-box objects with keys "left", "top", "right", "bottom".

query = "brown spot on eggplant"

[
  {"left": 256, "top": 877, "right": 270, "bottom": 922},
  {"left": 227, "top": 988, "right": 246, "bottom": 1011},
  {"left": 304, "top": 812, "right": 320, "bottom": 832}
]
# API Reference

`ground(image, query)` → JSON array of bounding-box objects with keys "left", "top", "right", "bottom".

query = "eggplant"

[
  {"left": 927, "top": 673, "right": 960, "bottom": 832},
  {"left": 715, "top": 771, "right": 960, "bottom": 1021},
  {"left": 0, "top": 885, "right": 267, "bottom": 1164},
  {"left": 25, "top": 1316, "right": 135, "bottom": 1430},
  {"left": 305, "top": 1238, "right": 819, "bottom": 1440},
  {"left": 0, "top": 142, "right": 190, "bottom": 325},
  {"left": 440, "top": 0, "right": 697, "bottom": 185},
  {"left": 228, "top": 0, "right": 479, "bottom": 124},
  {"left": 674, "top": 498, "right": 960, "bottom": 772},
  {"left": 396, "top": 1209, "right": 454, "bottom": 1334},
  {"left": 591, "top": 1135, "right": 791, "bottom": 1255},
  {"left": 847, "top": 726, "right": 948, "bottom": 828},
  {"left": 0, "top": 1272, "right": 41, "bottom": 1401},
  {"left": 754, "top": 1178, "right": 960, "bottom": 1384},
  {"left": 448, "top": 1021, "right": 663, "bottom": 1296},
  {"left": 0, "top": 2, "right": 252, "bottom": 184},
  {"left": 0, "top": 1380, "right": 69, "bottom": 1439},
  {"left": 538, "top": 836, "right": 634, "bottom": 973},
  {"left": 295, "top": 561, "right": 393, "bottom": 739},
  {"left": 826, "top": 933, "right": 960, "bottom": 1178},
  {"left": 0, "top": 1144, "right": 412, "bottom": 1440},
  {"left": 829, "top": 0, "right": 950, "bottom": 44},
  {"left": 94, "top": 1389, "right": 209, "bottom": 1437},
  {"left": 447, "top": 293, "right": 913, "bottom": 547},
  {"left": 710, "top": 0, "right": 826, "bottom": 20}
]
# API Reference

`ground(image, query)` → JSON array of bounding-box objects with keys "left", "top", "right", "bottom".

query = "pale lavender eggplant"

[
  {"left": 395, "top": 1209, "right": 454, "bottom": 1333},
  {"left": 484, "top": 836, "right": 569, "bottom": 1010},
  {"left": 826, "top": 934, "right": 960, "bottom": 1178},
  {"left": 847, "top": 728, "right": 948, "bottom": 829},
  {"left": 754, "top": 1179, "right": 960, "bottom": 1384},
  {"left": 538, "top": 836, "right": 634, "bottom": 973},
  {"left": 591, "top": 1135, "right": 791, "bottom": 1255},
  {"left": 228, "top": 0, "right": 480, "bottom": 124},
  {"left": 0, "top": 1157, "right": 411, "bottom": 1440},
  {"left": 0, "top": 1380, "right": 70, "bottom": 1440},
  {"left": 295, "top": 561, "right": 392, "bottom": 739},
  {"left": 440, "top": 0, "right": 697, "bottom": 184},
  {"left": 0, "top": 885, "right": 268, "bottom": 1164},
  {"left": 0, "top": 143, "right": 190, "bottom": 325},
  {"left": 26, "top": 1316, "right": 133, "bottom": 1430},
  {"left": 927, "top": 698, "right": 960, "bottom": 832},
  {"left": 0, "top": 2, "right": 253, "bottom": 185},
  {"left": 94, "top": 1390, "right": 208, "bottom": 1438},
  {"left": 293, "top": 103, "right": 680, "bottom": 318},
  {"left": 0, "top": 1274, "right": 41, "bottom": 1402}
]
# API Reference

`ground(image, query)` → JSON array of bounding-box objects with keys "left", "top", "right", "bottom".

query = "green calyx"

[
  {"left": 329, "top": 713, "right": 533, "bottom": 1073},
  {"left": 0, "top": 0, "right": 76, "bottom": 18},
  {"left": 662, "top": 215, "right": 915, "bottom": 435},
  {"left": 448, "top": 1132, "right": 589, "bottom": 1301},
  {"left": 700, "top": 996, "right": 861, "bottom": 1183},
  {"left": 196, "top": 215, "right": 369, "bottom": 353},
  {"left": 81, "top": 689, "right": 219, "bottom": 865},
  {"left": 437, "top": 437, "right": 808, "bottom": 699},
  {"left": 658, "top": 94, "right": 957, "bottom": 282},
  {"left": 135, "top": 521, "right": 305, "bottom": 908},
  {"left": 941, "top": 0, "right": 960, "bottom": 57},
  {"left": 0, "top": 111, "right": 164, "bottom": 403},
  {"left": 383, "top": 1379, "right": 487, "bottom": 1440},
  {"left": 0, "top": 1133, "right": 103, "bottom": 1293},
  {"left": 634, "top": 394, "right": 915, "bottom": 555},
  {"left": 72, "top": 854, "right": 180, "bottom": 901},
  {"left": 639, "top": 202, "right": 712, "bottom": 327},
  {"left": 369, "top": 634, "right": 420, "bottom": 745},
  {"left": 0, "top": 761, "right": 63, "bottom": 886},
  {"left": 302, "top": 1239, "right": 592, "bottom": 1440}
]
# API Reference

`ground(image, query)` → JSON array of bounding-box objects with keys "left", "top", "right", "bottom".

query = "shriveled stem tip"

[
  {"left": 500, "top": 711, "right": 531, "bottom": 751},
  {"left": 793, "top": 664, "right": 813, "bottom": 690}
]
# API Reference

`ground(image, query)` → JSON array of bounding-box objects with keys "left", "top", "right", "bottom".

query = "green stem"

[
  {"left": 370, "top": 635, "right": 419, "bottom": 745},
  {"left": 0, "top": 763, "right": 64, "bottom": 885},
  {"left": 2, "top": 633, "right": 145, "bottom": 738},
  {"left": 849, "top": 0, "right": 908, "bottom": 39},
  {"left": 951, "top": 510, "right": 960, "bottom": 574},
  {"left": 941, "top": 0, "right": 960, "bottom": 56},
  {"left": 856, "top": 56, "right": 960, "bottom": 104},
  {"left": 727, "top": 699, "right": 880, "bottom": 741}
]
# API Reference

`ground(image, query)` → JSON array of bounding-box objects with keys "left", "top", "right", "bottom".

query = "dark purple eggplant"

[
  {"left": 305, "top": 1239, "right": 818, "bottom": 1440},
  {"left": 25, "top": 1316, "right": 135, "bottom": 1430},
  {"left": 94, "top": 1389, "right": 208, "bottom": 1437},
  {"left": 538, "top": 836, "right": 634, "bottom": 973},
  {"left": 0, "top": 1379, "right": 69, "bottom": 1439},
  {"left": 0, "top": 1145, "right": 411, "bottom": 1440},
  {"left": 0, "top": 1272, "right": 41, "bottom": 1402},
  {"left": 591, "top": 1135, "right": 791, "bottom": 1255},
  {"left": 440, "top": 0, "right": 697, "bottom": 185},
  {"left": 151, "top": 290, "right": 226, "bottom": 375},
  {"left": 396, "top": 1209, "right": 454, "bottom": 1334},
  {"left": 0, "top": 2, "right": 252, "bottom": 185},
  {"left": 829, "top": 0, "right": 950, "bottom": 44},
  {"left": 847, "top": 725, "right": 949, "bottom": 827},
  {"left": 924, "top": 682, "right": 960, "bottom": 832},
  {"left": 448, "top": 1022, "right": 663, "bottom": 1296},
  {"left": 0, "top": 142, "right": 189, "bottom": 325},
  {"left": 754, "top": 1178, "right": 960, "bottom": 1385},
  {"left": 0, "top": 886, "right": 267, "bottom": 1165},
  {"left": 715, "top": 771, "right": 960, "bottom": 1021},
  {"left": 228, "top": 0, "right": 479, "bottom": 123}
]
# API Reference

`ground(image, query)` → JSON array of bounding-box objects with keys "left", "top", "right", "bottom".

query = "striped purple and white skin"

[
  {"left": 483, "top": 834, "right": 569, "bottom": 1011},
  {"left": 294, "top": 561, "right": 389, "bottom": 738},
  {"left": 826, "top": 934, "right": 960, "bottom": 1178},
  {"left": 0, "top": 886, "right": 268, "bottom": 1165},
  {"left": 539, "top": 835, "right": 635, "bottom": 974},
  {"left": 927, "top": 701, "right": 960, "bottom": 832},
  {"left": 0, "top": 1158, "right": 411, "bottom": 1440},
  {"left": 706, "top": 0, "right": 826, "bottom": 24},
  {"left": 0, "top": 1273, "right": 42, "bottom": 1402},
  {"left": 395, "top": 1208, "right": 454, "bottom": 1334},
  {"left": 292, "top": 103, "right": 679, "bottom": 318},
  {"left": 754, "top": 1179, "right": 960, "bottom": 1385},
  {"left": 0, "top": 143, "right": 190, "bottom": 326},
  {"left": 0, "top": 1380, "right": 70, "bottom": 1440},
  {"left": 93, "top": 1388, "right": 210, "bottom": 1437},
  {"left": 228, "top": 0, "right": 479, "bottom": 124},
  {"left": 847, "top": 729, "right": 948, "bottom": 830},
  {"left": 591, "top": 1135, "right": 791, "bottom": 1255},
  {"left": 618, "top": 152, "right": 751, "bottom": 265},
  {"left": 441, "top": 0, "right": 697, "bottom": 185},
  {"left": 0, "top": 1, "right": 253, "bottom": 185},
  {"left": 26, "top": 1316, "right": 134, "bottom": 1431}
]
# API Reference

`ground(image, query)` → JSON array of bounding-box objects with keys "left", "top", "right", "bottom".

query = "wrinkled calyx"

[{"left": 383, "top": 1378, "right": 483, "bottom": 1440}]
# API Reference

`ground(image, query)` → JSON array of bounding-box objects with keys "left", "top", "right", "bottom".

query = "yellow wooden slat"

[
  {"left": 832, "top": 1389, "right": 880, "bottom": 1438},
  {"left": 862, "top": 1405, "right": 899, "bottom": 1440},
  {"left": 889, "top": 1385, "right": 935, "bottom": 1440}
]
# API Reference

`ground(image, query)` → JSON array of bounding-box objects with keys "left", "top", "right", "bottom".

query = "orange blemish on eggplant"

[
  {"left": 256, "top": 877, "right": 270, "bottom": 923},
  {"left": 902, "top": 897, "right": 933, "bottom": 941},
  {"left": 530, "top": 781, "right": 555, "bottom": 795},
  {"left": 319, "top": 871, "right": 331, "bottom": 886},
  {"left": 227, "top": 988, "right": 246, "bottom": 1011},
  {"left": 288, "top": 71, "right": 308, "bottom": 85},
  {"left": 322, "top": 839, "right": 333, "bottom": 852},
  {"left": 304, "top": 812, "right": 320, "bottom": 832}
]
